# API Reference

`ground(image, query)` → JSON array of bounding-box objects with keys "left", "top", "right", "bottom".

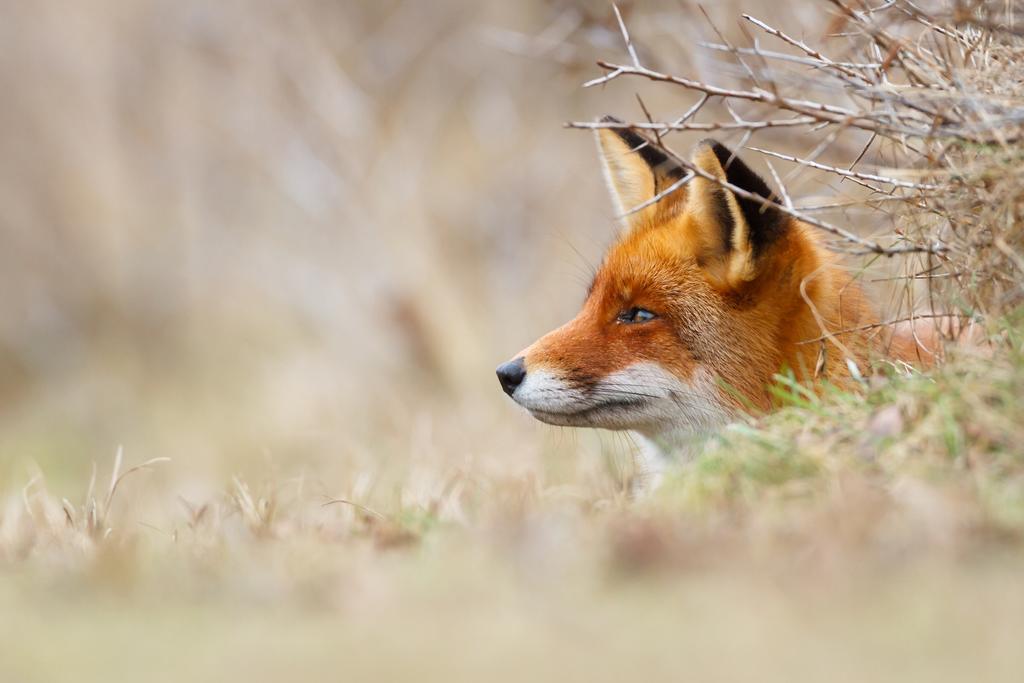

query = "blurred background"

[
  {"left": 5, "top": 3, "right": 1024, "bottom": 681},
  {"left": 0, "top": 0, "right": 881, "bottom": 496}
]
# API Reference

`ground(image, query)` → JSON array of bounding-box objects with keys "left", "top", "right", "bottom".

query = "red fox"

[{"left": 497, "top": 118, "right": 935, "bottom": 490}]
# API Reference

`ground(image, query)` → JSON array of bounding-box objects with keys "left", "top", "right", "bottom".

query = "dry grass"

[
  {"left": 1, "top": 1, "right": 1024, "bottom": 681},
  {"left": 3, "top": 330, "right": 1024, "bottom": 681}
]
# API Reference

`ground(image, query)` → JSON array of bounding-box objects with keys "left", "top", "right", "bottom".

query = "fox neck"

[
  {"left": 774, "top": 241, "right": 879, "bottom": 390},
  {"left": 718, "top": 227, "right": 879, "bottom": 406},
  {"left": 629, "top": 404, "right": 733, "bottom": 496}
]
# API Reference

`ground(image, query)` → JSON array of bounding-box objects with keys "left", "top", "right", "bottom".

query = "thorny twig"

[
  {"left": 569, "top": 0, "right": 1024, "bottom": 327},
  {"left": 569, "top": 0, "right": 1023, "bottom": 263}
]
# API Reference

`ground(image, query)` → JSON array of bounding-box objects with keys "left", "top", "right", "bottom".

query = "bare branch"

[
  {"left": 699, "top": 43, "right": 882, "bottom": 71},
  {"left": 566, "top": 116, "right": 817, "bottom": 133},
  {"left": 623, "top": 172, "right": 695, "bottom": 216},
  {"left": 584, "top": 60, "right": 861, "bottom": 119},
  {"left": 746, "top": 146, "right": 940, "bottom": 190},
  {"left": 612, "top": 4, "right": 641, "bottom": 68},
  {"left": 629, "top": 130, "right": 945, "bottom": 256},
  {"left": 764, "top": 160, "right": 793, "bottom": 210},
  {"left": 742, "top": 14, "right": 871, "bottom": 83},
  {"left": 796, "top": 313, "right": 973, "bottom": 344}
]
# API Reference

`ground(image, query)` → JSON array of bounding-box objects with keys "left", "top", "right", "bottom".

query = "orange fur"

[
  {"left": 521, "top": 203, "right": 928, "bottom": 413},
  {"left": 500, "top": 129, "right": 936, "bottom": 436}
]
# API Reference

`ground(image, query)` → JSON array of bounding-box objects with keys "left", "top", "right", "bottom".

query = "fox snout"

[{"left": 495, "top": 357, "right": 526, "bottom": 396}]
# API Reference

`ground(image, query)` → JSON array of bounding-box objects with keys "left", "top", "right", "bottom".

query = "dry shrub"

[{"left": 576, "top": 0, "right": 1024, "bottom": 334}]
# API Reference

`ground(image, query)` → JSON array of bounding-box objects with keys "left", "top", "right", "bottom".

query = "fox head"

[{"left": 497, "top": 117, "right": 865, "bottom": 442}]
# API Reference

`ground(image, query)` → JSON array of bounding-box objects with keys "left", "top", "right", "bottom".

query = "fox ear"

[
  {"left": 595, "top": 116, "right": 686, "bottom": 228},
  {"left": 685, "top": 140, "right": 788, "bottom": 288}
]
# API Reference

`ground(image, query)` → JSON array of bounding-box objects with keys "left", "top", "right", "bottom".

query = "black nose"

[{"left": 496, "top": 357, "right": 526, "bottom": 396}]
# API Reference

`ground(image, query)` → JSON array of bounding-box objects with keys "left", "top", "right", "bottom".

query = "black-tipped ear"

[
  {"left": 595, "top": 115, "right": 685, "bottom": 227},
  {"left": 600, "top": 115, "right": 682, "bottom": 182},
  {"left": 685, "top": 139, "right": 789, "bottom": 287},
  {"left": 705, "top": 141, "right": 787, "bottom": 257}
]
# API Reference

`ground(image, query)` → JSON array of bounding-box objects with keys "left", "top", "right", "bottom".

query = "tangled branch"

[{"left": 567, "top": 0, "right": 1024, "bottom": 308}]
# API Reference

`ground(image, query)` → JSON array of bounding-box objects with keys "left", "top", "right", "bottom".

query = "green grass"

[{"left": 656, "top": 313, "right": 1024, "bottom": 531}]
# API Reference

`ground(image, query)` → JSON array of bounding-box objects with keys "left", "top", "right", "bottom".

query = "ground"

[{"left": 2, "top": 319, "right": 1022, "bottom": 682}]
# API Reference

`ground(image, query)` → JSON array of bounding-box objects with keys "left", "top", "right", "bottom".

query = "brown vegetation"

[{"left": 1, "top": 1, "right": 1023, "bottom": 681}]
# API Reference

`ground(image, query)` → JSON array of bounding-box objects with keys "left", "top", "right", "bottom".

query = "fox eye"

[{"left": 617, "top": 307, "right": 657, "bottom": 324}]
